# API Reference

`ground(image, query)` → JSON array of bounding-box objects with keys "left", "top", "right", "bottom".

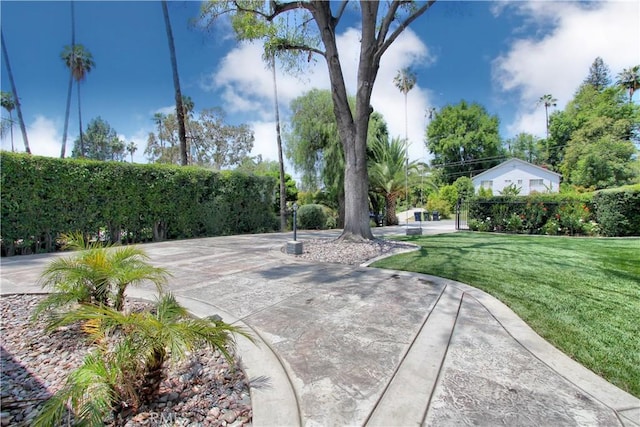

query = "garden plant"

[{"left": 31, "top": 235, "right": 252, "bottom": 426}]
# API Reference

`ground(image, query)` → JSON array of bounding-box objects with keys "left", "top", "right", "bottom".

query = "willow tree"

[{"left": 201, "top": 0, "right": 436, "bottom": 241}]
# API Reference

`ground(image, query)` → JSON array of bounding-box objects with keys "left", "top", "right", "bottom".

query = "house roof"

[{"left": 472, "top": 158, "right": 562, "bottom": 181}]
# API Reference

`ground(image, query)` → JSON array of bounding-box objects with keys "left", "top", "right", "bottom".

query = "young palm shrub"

[
  {"left": 34, "top": 293, "right": 253, "bottom": 426},
  {"left": 33, "top": 233, "right": 169, "bottom": 319}
]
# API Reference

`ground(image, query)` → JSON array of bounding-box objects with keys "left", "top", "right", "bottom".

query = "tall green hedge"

[
  {"left": 1, "top": 153, "right": 277, "bottom": 255},
  {"left": 466, "top": 187, "right": 640, "bottom": 237},
  {"left": 593, "top": 184, "right": 640, "bottom": 237}
]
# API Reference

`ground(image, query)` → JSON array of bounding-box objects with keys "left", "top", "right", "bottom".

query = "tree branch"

[
  {"left": 378, "top": 1, "right": 436, "bottom": 58},
  {"left": 334, "top": 0, "right": 349, "bottom": 25}
]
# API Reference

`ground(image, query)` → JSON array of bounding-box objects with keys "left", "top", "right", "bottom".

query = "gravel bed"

[
  {"left": 1, "top": 238, "right": 415, "bottom": 426},
  {"left": 295, "top": 238, "right": 418, "bottom": 265},
  {"left": 0, "top": 295, "right": 251, "bottom": 427}
]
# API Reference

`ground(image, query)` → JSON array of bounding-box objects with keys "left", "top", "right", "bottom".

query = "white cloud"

[
  {"left": 493, "top": 1, "right": 640, "bottom": 137},
  {"left": 209, "top": 27, "right": 435, "bottom": 162},
  {"left": 249, "top": 120, "right": 279, "bottom": 162},
  {"left": 1, "top": 115, "right": 63, "bottom": 157}
]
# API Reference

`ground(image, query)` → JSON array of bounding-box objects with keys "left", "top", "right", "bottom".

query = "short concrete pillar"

[
  {"left": 286, "top": 241, "right": 303, "bottom": 255},
  {"left": 406, "top": 227, "right": 423, "bottom": 236}
]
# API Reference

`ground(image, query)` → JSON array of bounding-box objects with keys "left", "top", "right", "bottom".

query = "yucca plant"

[
  {"left": 34, "top": 293, "right": 253, "bottom": 426},
  {"left": 33, "top": 233, "right": 169, "bottom": 319}
]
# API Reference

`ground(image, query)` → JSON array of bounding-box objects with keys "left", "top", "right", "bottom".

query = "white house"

[{"left": 472, "top": 158, "right": 561, "bottom": 196}]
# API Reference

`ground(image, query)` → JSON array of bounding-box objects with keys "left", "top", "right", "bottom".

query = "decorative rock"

[{"left": 1, "top": 295, "right": 253, "bottom": 426}]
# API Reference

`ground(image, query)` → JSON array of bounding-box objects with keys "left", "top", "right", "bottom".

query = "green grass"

[{"left": 372, "top": 232, "right": 640, "bottom": 397}]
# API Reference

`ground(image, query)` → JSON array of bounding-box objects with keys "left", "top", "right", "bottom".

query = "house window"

[
  {"left": 505, "top": 179, "right": 511, "bottom": 184},
  {"left": 517, "top": 179, "right": 523, "bottom": 185},
  {"left": 530, "top": 179, "right": 544, "bottom": 188},
  {"left": 481, "top": 180, "right": 493, "bottom": 189}
]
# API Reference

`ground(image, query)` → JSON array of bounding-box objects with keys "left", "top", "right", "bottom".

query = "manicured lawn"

[{"left": 371, "top": 232, "right": 640, "bottom": 398}]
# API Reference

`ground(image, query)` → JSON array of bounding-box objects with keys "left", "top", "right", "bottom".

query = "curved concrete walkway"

[{"left": 1, "top": 222, "right": 638, "bottom": 426}]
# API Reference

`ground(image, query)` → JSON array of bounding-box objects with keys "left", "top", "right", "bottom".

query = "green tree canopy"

[
  {"left": 426, "top": 101, "right": 503, "bottom": 184},
  {"left": 505, "top": 132, "right": 542, "bottom": 164},
  {"left": 145, "top": 105, "right": 253, "bottom": 169},
  {"left": 584, "top": 57, "right": 611, "bottom": 91},
  {"left": 72, "top": 117, "right": 125, "bottom": 161},
  {"left": 550, "top": 83, "right": 639, "bottom": 189}
]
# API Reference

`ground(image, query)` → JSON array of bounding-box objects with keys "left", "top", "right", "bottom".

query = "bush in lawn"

[
  {"left": 505, "top": 213, "right": 524, "bottom": 233},
  {"left": 468, "top": 218, "right": 492, "bottom": 232},
  {"left": 542, "top": 219, "right": 561, "bottom": 235},
  {"left": 593, "top": 185, "right": 640, "bottom": 236},
  {"left": 426, "top": 196, "right": 451, "bottom": 219},
  {"left": 556, "top": 202, "right": 591, "bottom": 235},
  {"left": 297, "top": 204, "right": 327, "bottom": 229}
]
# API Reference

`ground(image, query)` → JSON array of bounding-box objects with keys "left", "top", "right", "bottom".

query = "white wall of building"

[{"left": 472, "top": 159, "right": 561, "bottom": 196}]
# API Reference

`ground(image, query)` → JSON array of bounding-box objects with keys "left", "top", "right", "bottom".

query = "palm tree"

[
  {"left": 34, "top": 293, "right": 252, "bottom": 426},
  {"left": 369, "top": 137, "right": 417, "bottom": 226},
  {"left": 161, "top": 0, "right": 187, "bottom": 166},
  {"left": 393, "top": 68, "right": 417, "bottom": 222},
  {"left": 538, "top": 94, "right": 557, "bottom": 138},
  {"left": 61, "top": 1, "right": 75, "bottom": 158},
  {"left": 35, "top": 234, "right": 169, "bottom": 314},
  {"left": 1, "top": 91, "right": 16, "bottom": 152},
  {"left": 1, "top": 30, "right": 31, "bottom": 154},
  {"left": 61, "top": 43, "right": 95, "bottom": 157},
  {"left": 616, "top": 65, "right": 640, "bottom": 103},
  {"left": 126, "top": 141, "right": 137, "bottom": 163}
]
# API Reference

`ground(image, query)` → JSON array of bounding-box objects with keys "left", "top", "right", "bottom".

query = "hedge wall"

[
  {"left": 1, "top": 153, "right": 278, "bottom": 255},
  {"left": 593, "top": 184, "right": 640, "bottom": 237},
  {"left": 466, "top": 187, "right": 640, "bottom": 237}
]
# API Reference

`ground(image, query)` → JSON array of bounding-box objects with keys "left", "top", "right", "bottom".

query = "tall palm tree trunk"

[
  {"left": 1, "top": 30, "right": 30, "bottom": 154},
  {"left": 61, "top": 1, "right": 75, "bottom": 158},
  {"left": 77, "top": 82, "right": 85, "bottom": 156},
  {"left": 9, "top": 110, "right": 14, "bottom": 152},
  {"left": 61, "top": 73, "right": 73, "bottom": 158},
  {"left": 271, "top": 55, "right": 287, "bottom": 232},
  {"left": 544, "top": 104, "right": 549, "bottom": 139},
  {"left": 161, "top": 0, "right": 187, "bottom": 166}
]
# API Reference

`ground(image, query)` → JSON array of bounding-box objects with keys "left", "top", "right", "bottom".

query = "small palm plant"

[
  {"left": 34, "top": 293, "right": 252, "bottom": 426},
  {"left": 33, "top": 233, "right": 169, "bottom": 318}
]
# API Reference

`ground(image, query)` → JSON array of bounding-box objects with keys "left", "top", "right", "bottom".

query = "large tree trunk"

[
  {"left": 313, "top": 2, "right": 374, "bottom": 241},
  {"left": 161, "top": 0, "right": 187, "bottom": 166},
  {"left": 1, "top": 30, "right": 30, "bottom": 154}
]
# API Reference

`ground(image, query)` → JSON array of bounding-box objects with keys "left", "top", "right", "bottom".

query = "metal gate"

[{"left": 456, "top": 198, "right": 470, "bottom": 230}]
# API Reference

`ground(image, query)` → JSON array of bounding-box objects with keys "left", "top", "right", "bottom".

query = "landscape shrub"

[
  {"left": 468, "top": 193, "right": 596, "bottom": 236},
  {"left": 593, "top": 185, "right": 640, "bottom": 236},
  {"left": 0, "top": 153, "right": 277, "bottom": 255},
  {"left": 426, "top": 196, "right": 451, "bottom": 219},
  {"left": 296, "top": 204, "right": 327, "bottom": 229}
]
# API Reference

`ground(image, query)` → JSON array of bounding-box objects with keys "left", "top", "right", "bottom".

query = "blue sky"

[{"left": 1, "top": 1, "right": 639, "bottom": 171}]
